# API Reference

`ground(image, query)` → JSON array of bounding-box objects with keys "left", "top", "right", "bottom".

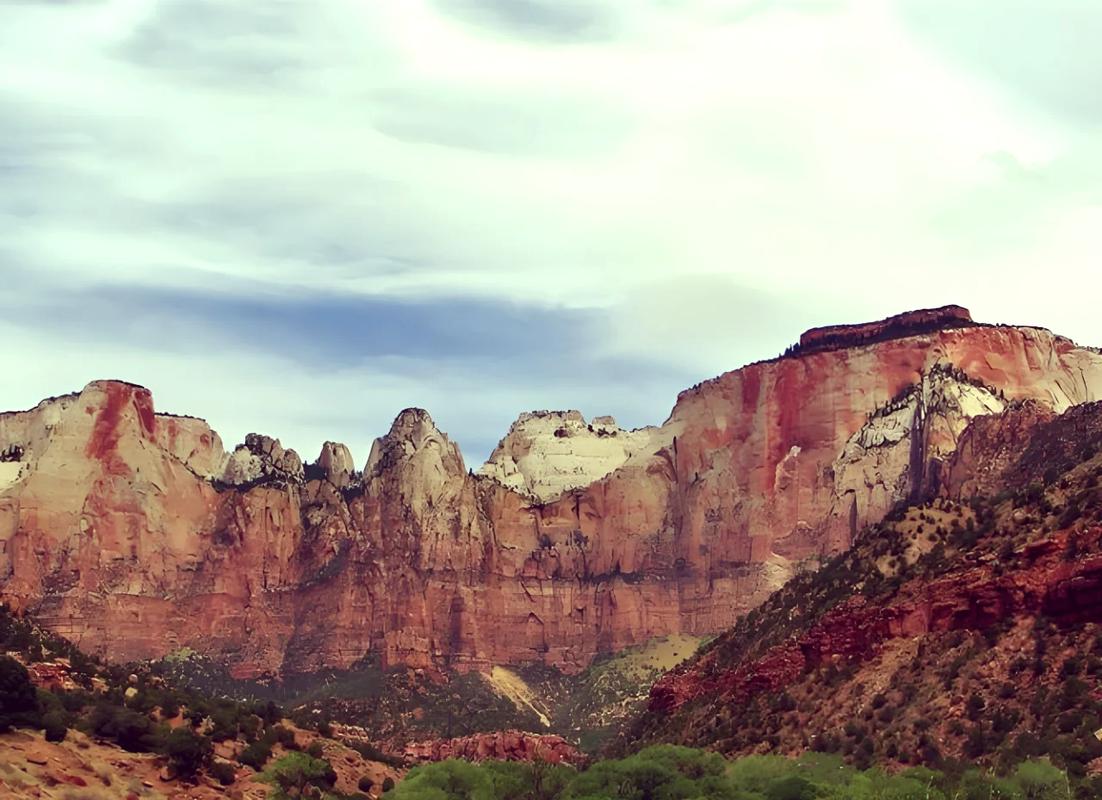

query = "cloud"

[
  {"left": 369, "top": 83, "right": 635, "bottom": 156},
  {"left": 896, "top": 0, "right": 1102, "bottom": 124},
  {"left": 430, "top": 0, "right": 617, "bottom": 42},
  {"left": 1, "top": 0, "right": 1101, "bottom": 462}
]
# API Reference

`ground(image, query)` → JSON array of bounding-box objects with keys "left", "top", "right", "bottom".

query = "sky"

[{"left": 1, "top": 0, "right": 1100, "bottom": 466}]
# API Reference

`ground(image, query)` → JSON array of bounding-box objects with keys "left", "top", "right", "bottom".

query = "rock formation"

[
  {"left": 626, "top": 398, "right": 1102, "bottom": 769},
  {"left": 2, "top": 310, "right": 1102, "bottom": 678},
  {"left": 403, "top": 731, "right": 585, "bottom": 766},
  {"left": 479, "top": 412, "right": 664, "bottom": 501}
]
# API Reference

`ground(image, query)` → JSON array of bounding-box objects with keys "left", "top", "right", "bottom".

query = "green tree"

[
  {"left": 389, "top": 759, "right": 495, "bottom": 800},
  {"left": 164, "top": 726, "right": 213, "bottom": 779},
  {"left": 261, "top": 752, "right": 338, "bottom": 799},
  {"left": 1011, "top": 760, "right": 1068, "bottom": 800},
  {"left": 210, "top": 760, "right": 238, "bottom": 786},
  {"left": 0, "top": 655, "right": 39, "bottom": 732},
  {"left": 42, "top": 707, "right": 70, "bottom": 742}
]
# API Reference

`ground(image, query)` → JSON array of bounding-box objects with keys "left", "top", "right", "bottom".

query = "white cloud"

[{"left": 1, "top": 0, "right": 1100, "bottom": 455}]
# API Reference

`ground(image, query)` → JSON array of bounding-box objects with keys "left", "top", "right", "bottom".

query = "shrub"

[
  {"left": 164, "top": 727, "right": 212, "bottom": 779},
  {"left": 42, "top": 708, "right": 70, "bottom": 742},
  {"left": 85, "top": 703, "right": 160, "bottom": 752},
  {"left": 382, "top": 776, "right": 395, "bottom": 792},
  {"left": 261, "top": 752, "right": 337, "bottom": 799},
  {"left": 359, "top": 775, "right": 375, "bottom": 792},
  {"left": 209, "top": 760, "right": 237, "bottom": 786},
  {"left": 765, "top": 774, "right": 818, "bottom": 800},
  {"left": 0, "top": 655, "right": 40, "bottom": 731},
  {"left": 239, "top": 739, "right": 273, "bottom": 770}
]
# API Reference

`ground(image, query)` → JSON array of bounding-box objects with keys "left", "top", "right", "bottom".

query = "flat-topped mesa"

[
  {"left": 798, "top": 305, "right": 974, "bottom": 354},
  {"left": 478, "top": 410, "right": 666, "bottom": 501}
]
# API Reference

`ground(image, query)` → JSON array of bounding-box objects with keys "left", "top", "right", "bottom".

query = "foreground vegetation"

[
  {"left": 0, "top": 605, "right": 390, "bottom": 797},
  {"left": 390, "top": 746, "right": 1094, "bottom": 800}
]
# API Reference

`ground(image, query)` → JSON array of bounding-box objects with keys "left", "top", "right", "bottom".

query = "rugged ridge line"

[{"left": 1, "top": 309, "right": 1101, "bottom": 678}]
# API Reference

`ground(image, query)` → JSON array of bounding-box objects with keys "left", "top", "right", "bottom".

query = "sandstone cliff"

[
  {"left": 626, "top": 398, "right": 1102, "bottom": 771},
  {"left": 2, "top": 311, "right": 1101, "bottom": 678}
]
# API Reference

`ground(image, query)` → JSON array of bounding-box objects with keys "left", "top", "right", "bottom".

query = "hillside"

[
  {"left": 626, "top": 400, "right": 1102, "bottom": 782},
  {"left": 0, "top": 605, "right": 400, "bottom": 799}
]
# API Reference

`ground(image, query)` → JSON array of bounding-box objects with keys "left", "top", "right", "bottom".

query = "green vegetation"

[
  {"left": 0, "top": 603, "right": 350, "bottom": 787},
  {"left": 389, "top": 747, "right": 1094, "bottom": 800},
  {"left": 260, "top": 752, "right": 337, "bottom": 798},
  {"left": 0, "top": 655, "right": 39, "bottom": 732},
  {"left": 164, "top": 726, "right": 213, "bottom": 778}
]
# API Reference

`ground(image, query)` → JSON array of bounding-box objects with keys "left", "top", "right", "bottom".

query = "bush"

[
  {"left": 164, "top": 727, "right": 213, "bottom": 779},
  {"left": 42, "top": 707, "right": 70, "bottom": 742},
  {"left": 0, "top": 655, "right": 40, "bottom": 731},
  {"left": 382, "top": 776, "right": 396, "bottom": 792},
  {"left": 765, "top": 774, "right": 818, "bottom": 800},
  {"left": 209, "top": 760, "right": 237, "bottom": 786},
  {"left": 85, "top": 702, "right": 160, "bottom": 752},
  {"left": 359, "top": 775, "right": 375, "bottom": 792},
  {"left": 261, "top": 752, "right": 337, "bottom": 798},
  {"left": 239, "top": 739, "right": 273, "bottom": 770}
]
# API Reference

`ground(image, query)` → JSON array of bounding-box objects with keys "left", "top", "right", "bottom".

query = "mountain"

[
  {"left": 2, "top": 305, "right": 1101, "bottom": 687},
  {"left": 625, "top": 399, "right": 1102, "bottom": 777}
]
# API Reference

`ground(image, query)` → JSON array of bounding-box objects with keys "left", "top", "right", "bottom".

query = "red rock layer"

[
  {"left": 798, "top": 304, "right": 973, "bottom": 352},
  {"left": 648, "top": 526, "right": 1102, "bottom": 715},
  {"left": 402, "top": 731, "right": 585, "bottom": 766},
  {"left": 1, "top": 321, "right": 1101, "bottom": 677}
]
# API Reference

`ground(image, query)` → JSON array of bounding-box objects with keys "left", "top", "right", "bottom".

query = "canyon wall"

[{"left": 2, "top": 312, "right": 1101, "bottom": 677}]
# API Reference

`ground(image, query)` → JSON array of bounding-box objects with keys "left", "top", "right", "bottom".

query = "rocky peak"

[
  {"left": 478, "top": 410, "right": 666, "bottom": 501},
  {"left": 364, "top": 407, "right": 465, "bottom": 480},
  {"left": 797, "top": 305, "right": 974, "bottom": 354},
  {"left": 315, "top": 441, "right": 356, "bottom": 488},
  {"left": 3, "top": 315, "right": 1102, "bottom": 679},
  {"left": 221, "top": 433, "right": 304, "bottom": 485}
]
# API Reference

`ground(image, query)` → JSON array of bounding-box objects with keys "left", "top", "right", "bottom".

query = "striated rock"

[
  {"left": 2, "top": 312, "right": 1102, "bottom": 677},
  {"left": 798, "top": 304, "right": 974, "bottom": 353},
  {"left": 650, "top": 541, "right": 1091, "bottom": 713},
  {"left": 403, "top": 731, "right": 585, "bottom": 766}
]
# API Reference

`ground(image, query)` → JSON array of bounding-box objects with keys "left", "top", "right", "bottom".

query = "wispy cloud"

[{"left": 1, "top": 0, "right": 1100, "bottom": 463}]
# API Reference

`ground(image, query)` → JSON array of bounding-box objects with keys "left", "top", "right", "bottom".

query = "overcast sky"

[{"left": 1, "top": 0, "right": 1100, "bottom": 465}]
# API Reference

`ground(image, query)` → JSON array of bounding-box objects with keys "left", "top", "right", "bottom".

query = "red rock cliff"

[{"left": 1, "top": 315, "right": 1101, "bottom": 677}]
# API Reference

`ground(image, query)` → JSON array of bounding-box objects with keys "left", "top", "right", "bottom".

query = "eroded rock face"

[
  {"left": 479, "top": 411, "right": 665, "bottom": 501},
  {"left": 798, "top": 304, "right": 974, "bottom": 353},
  {"left": 222, "top": 433, "right": 304, "bottom": 486},
  {"left": 2, "top": 313, "right": 1101, "bottom": 677},
  {"left": 403, "top": 731, "right": 585, "bottom": 766},
  {"left": 317, "top": 441, "right": 356, "bottom": 489}
]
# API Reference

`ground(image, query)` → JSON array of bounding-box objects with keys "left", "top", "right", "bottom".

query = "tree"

[
  {"left": 42, "top": 707, "right": 70, "bottom": 742},
  {"left": 764, "top": 775, "right": 818, "bottom": 800},
  {"left": 165, "top": 727, "right": 213, "bottom": 779},
  {"left": 0, "top": 655, "right": 40, "bottom": 732},
  {"left": 261, "top": 752, "right": 338, "bottom": 799},
  {"left": 86, "top": 702, "right": 160, "bottom": 752},
  {"left": 1010, "top": 760, "right": 1067, "bottom": 800},
  {"left": 210, "top": 760, "right": 238, "bottom": 786},
  {"left": 239, "top": 739, "right": 274, "bottom": 770}
]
